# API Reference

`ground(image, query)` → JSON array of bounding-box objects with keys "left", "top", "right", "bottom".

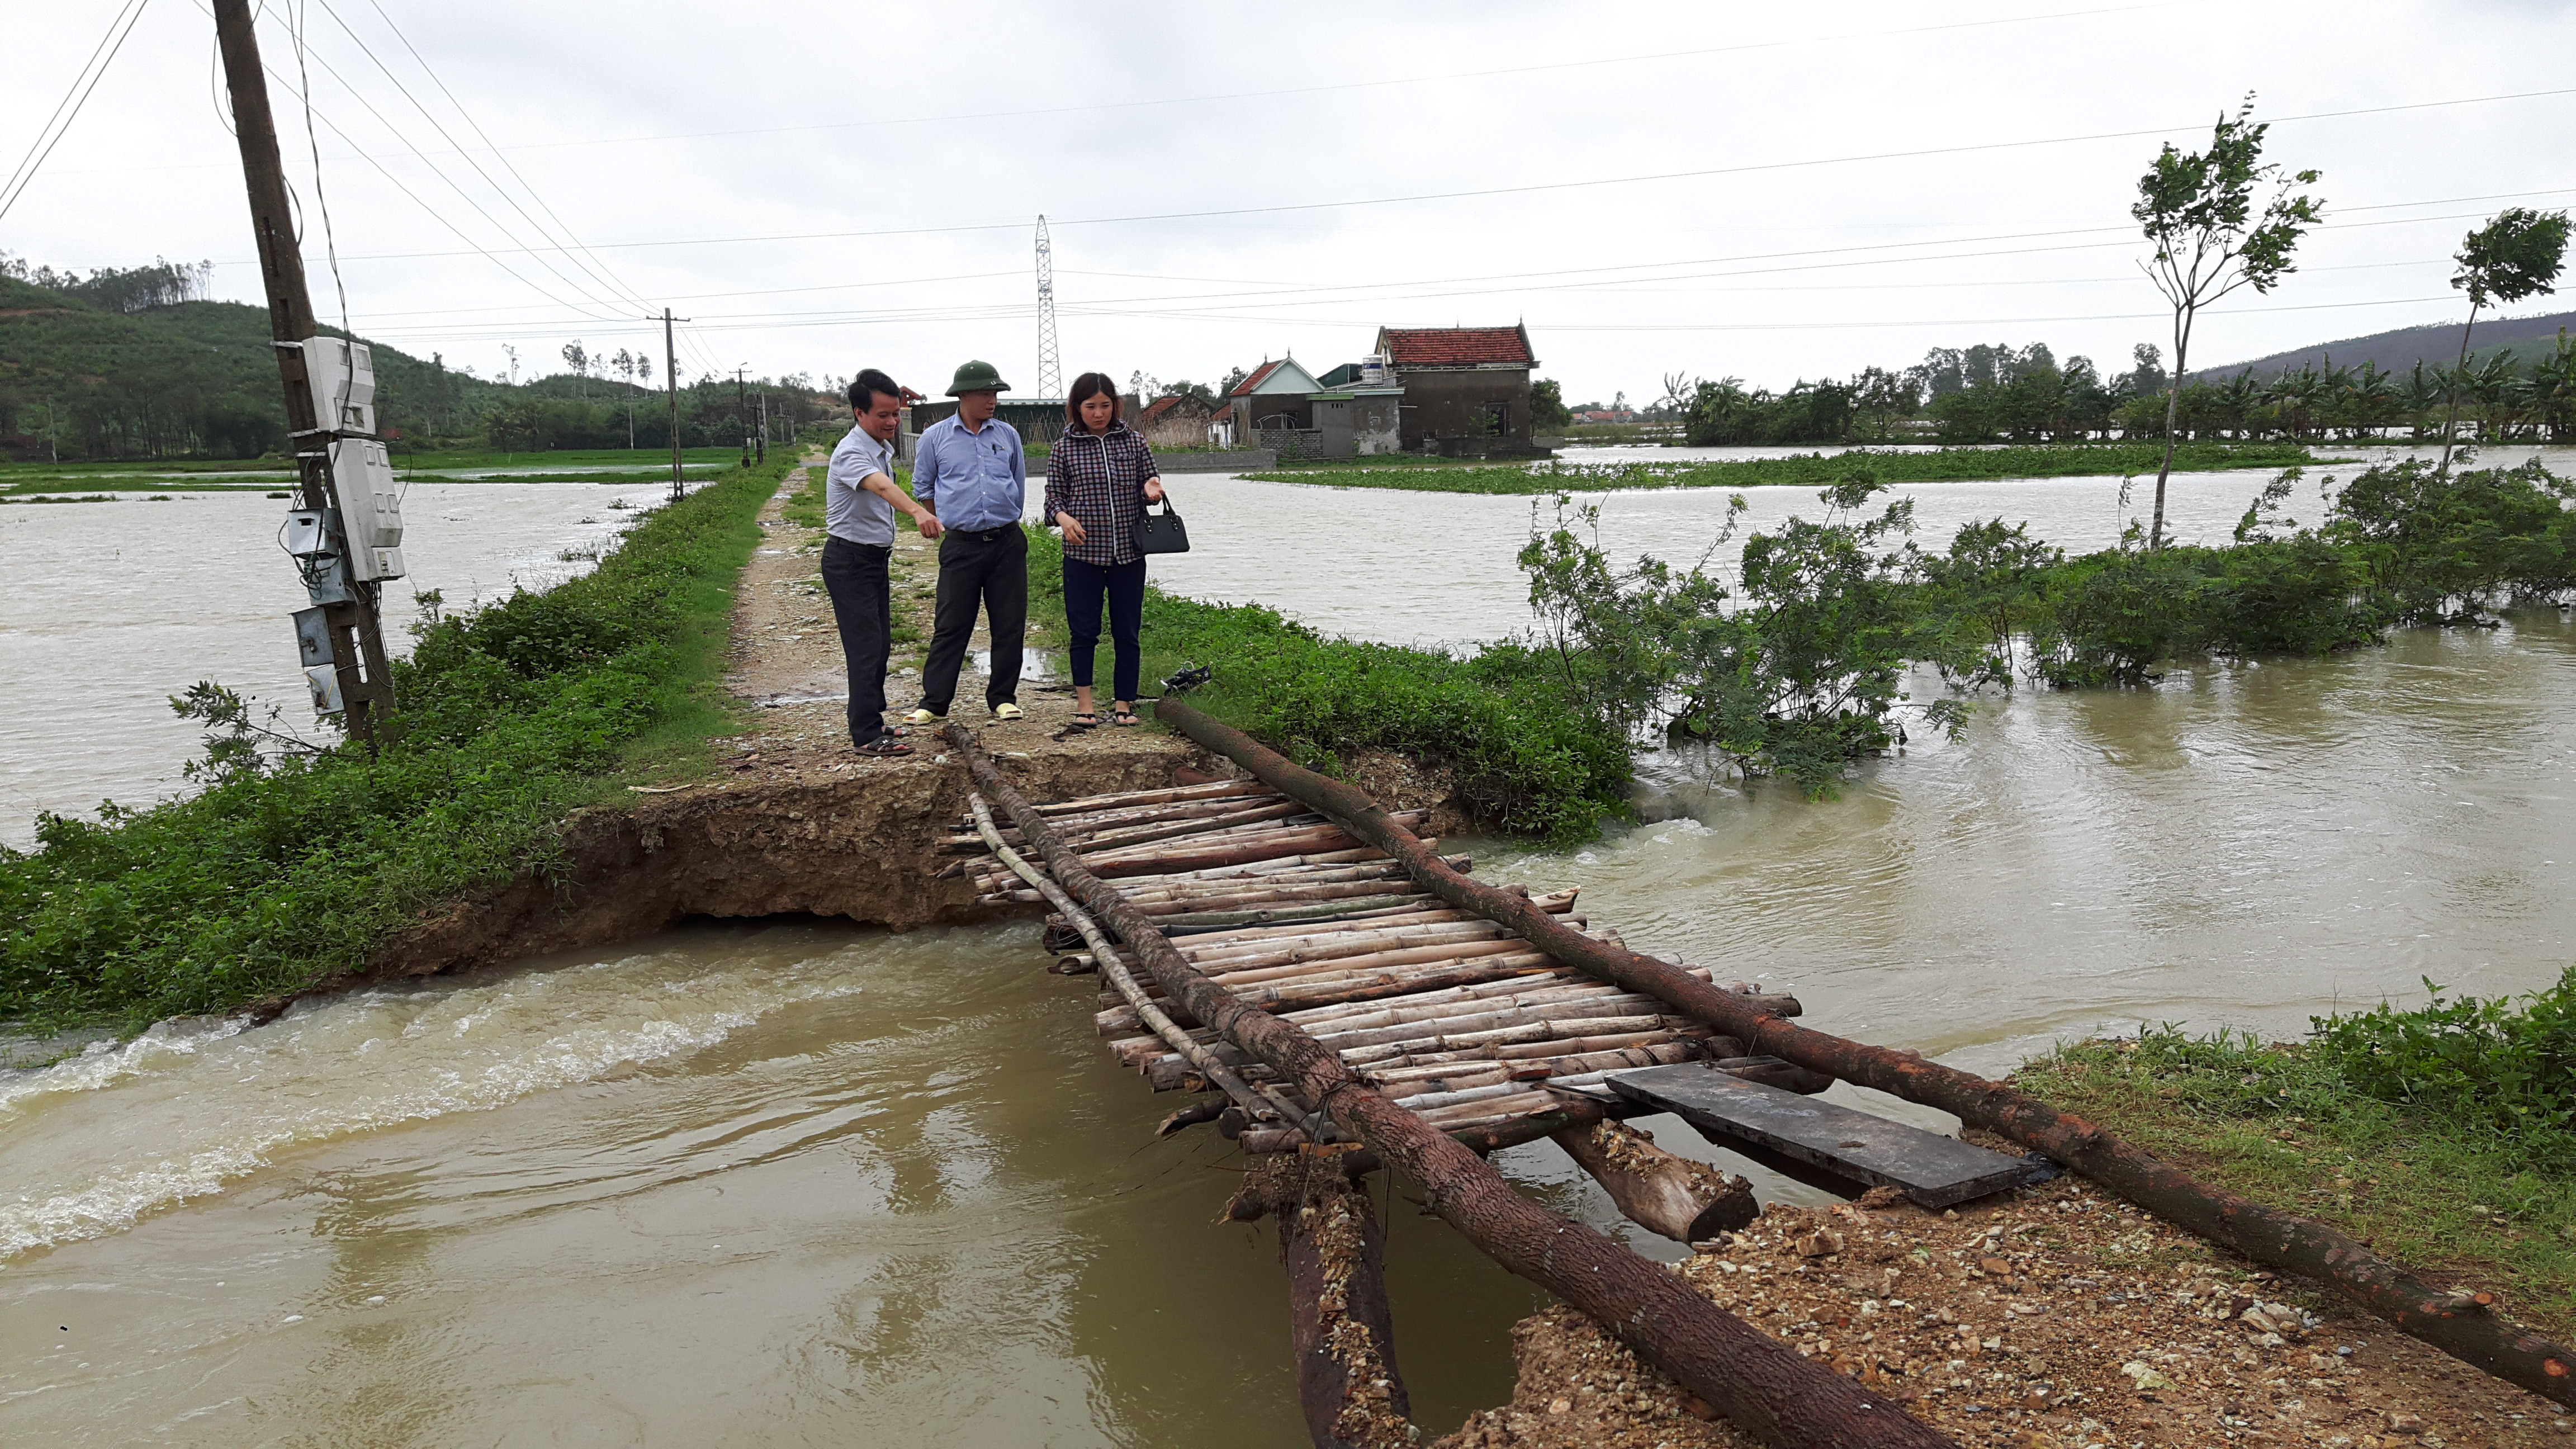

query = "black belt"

[{"left": 948, "top": 524, "right": 1018, "bottom": 541}]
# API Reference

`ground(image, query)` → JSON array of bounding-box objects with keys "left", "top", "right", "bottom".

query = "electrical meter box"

[
  {"left": 283, "top": 508, "right": 334, "bottom": 559},
  {"left": 304, "top": 664, "right": 345, "bottom": 714},
  {"left": 353, "top": 543, "right": 407, "bottom": 583},
  {"left": 329, "top": 438, "right": 402, "bottom": 548},
  {"left": 291, "top": 605, "right": 334, "bottom": 670},
  {"left": 304, "top": 550, "right": 354, "bottom": 605},
  {"left": 302, "top": 335, "right": 377, "bottom": 434}
]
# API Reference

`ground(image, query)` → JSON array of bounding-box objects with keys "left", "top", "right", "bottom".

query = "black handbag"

[{"left": 1136, "top": 498, "right": 1191, "bottom": 555}]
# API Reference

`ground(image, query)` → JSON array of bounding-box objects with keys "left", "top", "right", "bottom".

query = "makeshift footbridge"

[{"left": 935, "top": 702, "right": 2575, "bottom": 1449}]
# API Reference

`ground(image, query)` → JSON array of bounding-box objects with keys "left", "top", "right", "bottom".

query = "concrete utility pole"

[
  {"left": 734, "top": 366, "right": 751, "bottom": 467},
  {"left": 755, "top": 392, "right": 768, "bottom": 463},
  {"left": 214, "top": 0, "right": 394, "bottom": 746},
  {"left": 660, "top": 309, "right": 685, "bottom": 504}
]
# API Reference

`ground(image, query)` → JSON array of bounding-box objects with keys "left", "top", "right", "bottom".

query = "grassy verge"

[
  {"left": 2016, "top": 969, "right": 2576, "bottom": 1336},
  {"left": 1026, "top": 525, "right": 1626, "bottom": 839},
  {"left": 0, "top": 453, "right": 798, "bottom": 1032},
  {"left": 1243, "top": 442, "right": 2325, "bottom": 495}
]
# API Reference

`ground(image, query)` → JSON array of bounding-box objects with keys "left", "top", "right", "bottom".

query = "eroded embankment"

[{"left": 352, "top": 457, "right": 1462, "bottom": 992}]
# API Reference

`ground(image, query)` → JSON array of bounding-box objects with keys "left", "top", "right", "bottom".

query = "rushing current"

[{"left": 4, "top": 447, "right": 2572, "bottom": 1444}]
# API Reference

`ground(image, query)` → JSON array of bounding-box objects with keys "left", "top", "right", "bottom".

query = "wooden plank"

[{"left": 1606, "top": 1063, "right": 2028, "bottom": 1209}]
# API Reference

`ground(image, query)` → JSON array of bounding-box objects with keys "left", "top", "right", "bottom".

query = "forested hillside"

[{"left": 0, "top": 258, "right": 837, "bottom": 461}]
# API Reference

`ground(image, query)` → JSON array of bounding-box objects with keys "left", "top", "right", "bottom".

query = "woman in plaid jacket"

[{"left": 1045, "top": 371, "right": 1166, "bottom": 727}]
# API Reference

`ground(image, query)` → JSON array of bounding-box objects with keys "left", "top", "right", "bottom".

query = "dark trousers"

[
  {"left": 820, "top": 537, "right": 893, "bottom": 746},
  {"left": 919, "top": 523, "right": 1027, "bottom": 714},
  {"left": 1064, "top": 556, "right": 1146, "bottom": 702}
]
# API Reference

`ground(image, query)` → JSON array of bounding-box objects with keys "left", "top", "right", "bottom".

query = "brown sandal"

[{"left": 855, "top": 736, "right": 914, "bottom": 757}]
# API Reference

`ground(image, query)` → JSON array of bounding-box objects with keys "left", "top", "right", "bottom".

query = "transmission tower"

[{"left": 1034, "top": 214, "right": 1061, "bottom": 399}]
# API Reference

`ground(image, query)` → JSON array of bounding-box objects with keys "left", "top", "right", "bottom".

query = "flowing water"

[{"left": 5, "top": 449, "right": 2574, "bottom": 1443}]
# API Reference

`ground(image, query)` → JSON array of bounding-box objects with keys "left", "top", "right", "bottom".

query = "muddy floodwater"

[
  {"left": 4, "top": 451, "right": 2574, "bottom": 1444},
  {"left": 0, "top": 482, "right": 675, "bottom": 850}
]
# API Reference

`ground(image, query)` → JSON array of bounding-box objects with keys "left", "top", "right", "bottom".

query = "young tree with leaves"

[
  {"left": 2133, "top": 96, "right": 2323, "bottom": 548},
  {"left": 2439, "top": 207, "right": 2569, "bottom": 472}
]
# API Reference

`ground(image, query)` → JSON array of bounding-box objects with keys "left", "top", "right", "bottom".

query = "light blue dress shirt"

[{"left": 912, "top": 413, "right": 1027, "bottom": 531}]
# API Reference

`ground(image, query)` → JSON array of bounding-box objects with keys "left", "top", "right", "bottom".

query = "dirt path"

[{"left": 716, "top": 452, "right": 1198, "bottom": 785}]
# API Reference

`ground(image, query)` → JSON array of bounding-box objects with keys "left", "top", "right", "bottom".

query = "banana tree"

[
  {"left": 2468, "top": 352, "right": 2527, "bottom": 443},
  {"left": 2531, "top": 330, "right": 2576, "bottom": 442},
  {"left": 2132, "top": 97, "right": 2324, "bottom": 547},
  {"left": 2218, "top": 368, "right": 2265, "bottom": 438},
  {"left": 2266, "top": 362, "right": 2326, "bottom": 441},
  {"left": 2441, "top": 207, "right": 2570, "bottom": 471},
  {"left": 2398, "top": 362, "right": 2443, "bottom": 443},
  {"left": 2348, "top": 361, "right": 2397, "bottom": 441}
]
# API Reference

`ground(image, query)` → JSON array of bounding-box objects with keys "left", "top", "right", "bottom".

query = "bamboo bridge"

[{"left": 932, "top": 702, "right": 2575, "bottom": 1449}]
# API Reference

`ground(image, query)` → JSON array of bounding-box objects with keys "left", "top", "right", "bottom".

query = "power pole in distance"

[
  {"left": 659, "top": 309, "right": 687, "bottom": 504},
  {"left": 1034, "top": 214, "right": 1060, "bottom": 401},
  {"left": 214, "top": 0, "right": 394, "bottom": 747},
  {"left": 755, "top": 391, "right": 768, "bottom": 464},
  {"left": 735, "top": 365, "right": 750, "bottom": 468}
]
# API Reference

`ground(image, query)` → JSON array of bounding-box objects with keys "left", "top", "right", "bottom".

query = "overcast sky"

[{"left": 8, "top": 1, "right": 2574, "bottom": 407}]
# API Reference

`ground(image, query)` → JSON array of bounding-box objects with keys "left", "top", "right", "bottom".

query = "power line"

[
  {"left": 302, "top": 0, "right": 726, "bottom": 378},
  {"left": 266, "top": 11, "right": 634, "bottom": 322},
  {"left": 52, "top": 2, "right": 2182, "bottom": 177},
  {"left": 0, "top": 0, "right": 154, "bottom": 224},
  {"left": 164, "top": 85, "right": 2576, "bottom": 272}
]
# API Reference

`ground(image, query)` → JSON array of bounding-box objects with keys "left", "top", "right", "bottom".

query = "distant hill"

[
  {"left": 0, "top": 269, "right": 768, "bottom": 462},
  {"left": 2194, "top": 307, "right": 2576, "bottom": 382},
  {"left": 0, "top": 274, "right": 503, "bottom": 460}
]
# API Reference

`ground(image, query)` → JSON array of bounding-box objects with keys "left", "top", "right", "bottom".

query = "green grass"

[
  {"left": 0, "top": 452, "right": 797, "bottom": 1032},
  {"left": 1026, "top": 525, "right": 1626, "bottom": 839},
  {"left": 2017, "top": 970, "right": 2576, "bottom": 1338},
  {"left": 1243, "top": 442, "right": 2327, "bottom": 495}
]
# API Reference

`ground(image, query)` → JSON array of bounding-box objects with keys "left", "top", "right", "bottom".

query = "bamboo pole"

[
  {"left": 964, "top": 793, "right": 1296, "bottom": 1142},
  {"left": 1154, "top": 696, "right": 2576, "bottom": 1407},
  {"left": 946, "top": 724, "right": 1952, "bottom": 1449}
]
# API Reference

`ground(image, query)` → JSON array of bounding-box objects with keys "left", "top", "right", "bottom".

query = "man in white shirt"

[{"left": 823, "top": 369, "right": 944, "bottom": 757}]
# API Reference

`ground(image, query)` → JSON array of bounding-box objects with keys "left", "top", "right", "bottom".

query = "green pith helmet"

[{"left": 946, "top": 359, "right": 1009, "bottom": 396}]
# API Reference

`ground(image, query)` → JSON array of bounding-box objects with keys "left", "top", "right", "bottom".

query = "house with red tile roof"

[{"left": 1372, "top": 324, "right": 1539, "bottom": 451}]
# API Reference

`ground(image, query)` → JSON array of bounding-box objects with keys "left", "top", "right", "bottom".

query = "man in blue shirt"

[{"left": 907, "top": 359, "right": 1031, "bottom": 722}]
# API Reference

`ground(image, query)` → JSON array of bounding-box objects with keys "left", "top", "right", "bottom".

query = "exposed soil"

[
  {"left": 350, "top": 455, "right": 1465, "bottom": 988},
  {"left": 1436, "top": 1169, "right": 2573, "bottom": 1449}
]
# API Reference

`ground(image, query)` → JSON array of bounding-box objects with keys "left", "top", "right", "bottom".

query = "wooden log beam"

[
  {"left": 1154, "top": 696, "right": 2576, "bottom": 1408},
  {"left": 946, "top": 723, "right": 1952, "bottom": 1449},
  {"left": 1553, "top": 1119, "right": 1759, "bottom": 1246},
  {"left": 1228, "top": 1159, "right": 1415, "bottom": 1449}
]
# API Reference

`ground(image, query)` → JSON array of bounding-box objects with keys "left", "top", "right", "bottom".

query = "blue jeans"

[{"left": 1063, "top": 556, "right": 1145, "bottom": 702}]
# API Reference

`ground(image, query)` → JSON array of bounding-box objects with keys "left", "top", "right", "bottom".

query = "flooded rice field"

[
  {"left": 4, "top": 449, "right": 2572, "bottom": 1443},
  {"left": 0, "top": 482, "right": 673, "bottom": 850}
]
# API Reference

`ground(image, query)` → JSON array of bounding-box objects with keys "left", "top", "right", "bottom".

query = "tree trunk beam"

[
  {"left": 1229, "top": 1159, "right": 1416, "bottom": 1449},
  {"left": 1553, "top": 1119, "right": 1760, "bottom": 1244},
  {"left": 1152, "top": 696, "right": 2576, "bottom": 1408}
]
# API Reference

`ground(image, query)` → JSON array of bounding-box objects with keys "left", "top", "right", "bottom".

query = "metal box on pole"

[
  {"left": 302, "top": 336, "right": 377, "bottom": 435},
  {"left": 329, "top": 438, "right": 404, "bottom": 548}
]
